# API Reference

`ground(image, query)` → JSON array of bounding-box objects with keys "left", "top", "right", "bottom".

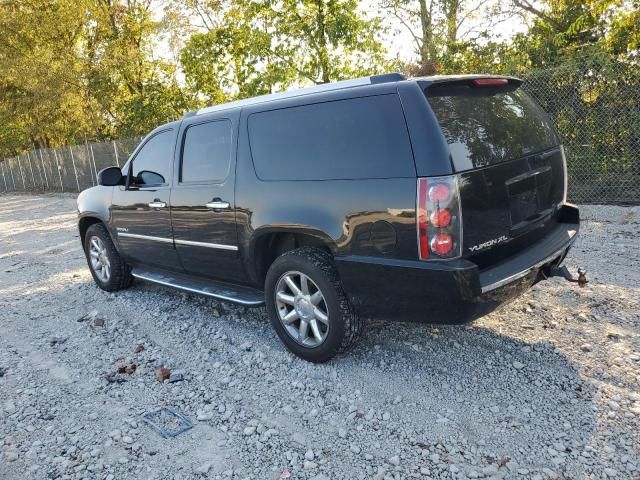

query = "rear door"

[
  {"left": 424, "top": 79, "right": 566, "bottom": 268},
  {"left": 169, "top": 111, "right": 246, "bottom": 283}
]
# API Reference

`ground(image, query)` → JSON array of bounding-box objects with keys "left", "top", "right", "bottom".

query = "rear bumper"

[{"left": 334, "top": 205, "right": 579, "bottom": 323}]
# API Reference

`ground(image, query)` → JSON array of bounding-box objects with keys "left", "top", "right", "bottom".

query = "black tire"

[
  {"left": 83, "top": 223, "right": 133, "bottom": 292},
  {"left": 265, "top": 247, "right": 363, "bottom": 362}
]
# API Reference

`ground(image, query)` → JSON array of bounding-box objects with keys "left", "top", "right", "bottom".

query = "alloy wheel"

[
  {"left": 88, "top": 236, "right": 111, "bottom": 283},
  {"left": 275, "top": 271, "right": 329, "bottom": 347}
]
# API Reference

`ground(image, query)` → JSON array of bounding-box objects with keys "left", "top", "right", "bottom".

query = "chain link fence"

[
  {"left": 0, "top": 138, "right": 141, "bottom": 194},
  {"left": 520, "top": 55, "right": 639, "bottom": 204},
  {"left": 1, "top": 56, "right": 638, "bottom": 204}
]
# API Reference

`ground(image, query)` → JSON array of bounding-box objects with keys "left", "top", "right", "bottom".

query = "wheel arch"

[
  {"left": 249, "top": 227, "right": 337, "bottom": 287},
  {"left": 78, "top": 214, "right": 107, "bottom": 246}
]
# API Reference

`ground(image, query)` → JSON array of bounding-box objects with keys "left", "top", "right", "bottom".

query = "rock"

[
  {"left": 78, "top": 309, "right": 99, "bottom": 322},
  {"left": 310, "top": 475, "right": 330, "bottom": 480},
  {"left": 196, "top": 462, "right": 213, "bottom": 474},
  {"left": 94, "top": 318, "right": 105, "bottom": 327},
  {"left": 513, "top": 361, "right": 525, "bottom": 370},
  {"left": 604, "top": 468, "right": 618, "bottom": 477},
  {"left": 122, "top": 436, "right": 133, "bottom": 444},
  {"left": 303, "top": 460, "right": 317, "bottom": 469},
  {"left": 338, "top": 428, "right": 347, "bottom": 438},
  {"left": 49, "top": 336, "right": 67, "bottom": 346},
  {"left": 580, "top": 344, "right": 593, "bottom": 352},
  {"left": 388, "top": 455, "right": 400, "bottom": 466},
  {"left": 350, "top": 444, "right": 361, "bottom": 454},
  {"left": 168, "top": 371, "right": 184, "bottom": 383},
  {"left": 155, "top": 367, "right": 171, "bottom": 382},
  {"left": 482, "top": 464, "right": 499, "bottom": 476},
  {"left": 243, "top": 426, "right": 256, "bottom": 436},
  {"left": 305, "top": 449, "right": 315, "bottom": 461},
  {"left": 4, "top": 448, "right": 19, "bottom": 462},
  {"left": 133, "top": 344, "right": 145, "bottom": 353},
  {"left": 3, "top": 435, "right": 16, "bottom": 445},
  {"left": 197, "top": 411, "right": 213, "bottom": 421}
]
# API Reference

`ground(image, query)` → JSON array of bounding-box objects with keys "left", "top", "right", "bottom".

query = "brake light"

[
  {"left": 430, "top": 208, "right": 451, "bottom": 228},
  {"left": 472, "top": 78, "right": 509, "bottom": 87},
  {"left": 417, "top": 176, "right": 462, "bottom": 260}
]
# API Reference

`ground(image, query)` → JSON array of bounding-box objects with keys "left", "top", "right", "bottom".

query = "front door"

[
  {"left": 110, "top": 128, "right": 182, "bottom": 271},
  {"left": 170, "top": 112, "right": 246, "bottom": 283}
]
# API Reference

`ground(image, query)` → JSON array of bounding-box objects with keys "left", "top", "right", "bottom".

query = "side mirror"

[{"left": 97, "top": 166, "right": 124, "bottom": 186}]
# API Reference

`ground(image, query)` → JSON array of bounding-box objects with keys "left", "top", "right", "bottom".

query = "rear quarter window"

[
  {"left": 247, "top": 94, "right": 415, "bottom": 181},
  {"left": 426, "top": 86, "right": 560, "bottom": 171}
]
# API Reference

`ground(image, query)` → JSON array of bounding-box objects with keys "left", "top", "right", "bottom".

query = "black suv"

[{"left": 77, "top": 73, "right": 580, "bottom": 362}]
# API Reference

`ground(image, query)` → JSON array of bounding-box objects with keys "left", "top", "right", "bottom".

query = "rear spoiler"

[{"left": 419, "top": 76, "right": 522, "bottom": 97}]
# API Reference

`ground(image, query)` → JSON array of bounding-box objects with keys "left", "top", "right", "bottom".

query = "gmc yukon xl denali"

[{"left": 77, "top": 73, "right": 581, "bottom": 362}]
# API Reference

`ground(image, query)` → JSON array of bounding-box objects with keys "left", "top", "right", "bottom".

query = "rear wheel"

[
  {"left": 265, "top": 247, "right": 363, "bottom": 362},
  {"left": 84, "top": 223, "right": 132, "bottom": 292}
]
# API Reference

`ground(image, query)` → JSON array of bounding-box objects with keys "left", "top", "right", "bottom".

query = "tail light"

[{"left": 417, "top": 175, "right": 462, "bottom": 260}]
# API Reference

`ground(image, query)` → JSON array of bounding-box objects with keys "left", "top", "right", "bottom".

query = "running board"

[{"left": 131, "top": 268, "right": 264, "bottom": 306}]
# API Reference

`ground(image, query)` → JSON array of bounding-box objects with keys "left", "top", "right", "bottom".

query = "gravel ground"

[{"left": 0, "top": 193, "right": 639, "bottom": 480}]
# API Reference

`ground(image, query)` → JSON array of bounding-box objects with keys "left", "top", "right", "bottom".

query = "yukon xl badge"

[{"left": 468, "top": 235, "right": 509, "bottom": 252}]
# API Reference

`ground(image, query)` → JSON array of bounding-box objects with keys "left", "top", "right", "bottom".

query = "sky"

[{"left": 361, "top": 0, "right": 531, "bottom": 61}]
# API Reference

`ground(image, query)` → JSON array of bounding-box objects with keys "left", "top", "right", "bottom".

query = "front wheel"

[
  {"left": 84, "top": 223, "right": 133, "bottom": 292},
  {"left": 265, "top": 247, "right": 363, "bottom": 362}
]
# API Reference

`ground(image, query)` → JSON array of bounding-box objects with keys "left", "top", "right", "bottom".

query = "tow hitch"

[{"left": 543, "top": 265, "right": 588, "bottom": 287}]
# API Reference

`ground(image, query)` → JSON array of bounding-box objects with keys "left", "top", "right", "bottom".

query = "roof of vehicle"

[
  {"left": 182, "top": 72, "right": 523, "bottom": 119},
  {"left": 184, "top": 73, "right": 406, "bottom": 118}
]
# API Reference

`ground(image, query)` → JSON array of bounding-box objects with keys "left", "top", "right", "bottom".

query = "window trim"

[
  {"left": 178, "top": 118, "right": 233, "bottom": 185},
  {"left": 125, "top": 128, "right": 174, "bottom": 190}
]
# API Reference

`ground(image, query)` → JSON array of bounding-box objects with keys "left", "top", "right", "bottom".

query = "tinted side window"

[
  {"left": 130, "top": 130, "right": 174, "bottom": 186},
  {"left": 248, "top": 95, "right": 415, "bottom": 181},
  {"left": 181, "top": 120, "right": 232, "bottom": 183}
]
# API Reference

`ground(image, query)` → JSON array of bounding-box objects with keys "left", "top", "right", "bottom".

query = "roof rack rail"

[{"left": 188, "top": 72, "right": 406, "bottom": 117}]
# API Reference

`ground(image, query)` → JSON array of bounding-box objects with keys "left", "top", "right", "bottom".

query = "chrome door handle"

[
  {"left": 148, "top": 201, "right": 167, "bottom": 208},
  {"left": 206, "top": 201, "right": 230, "bottom": 209}
]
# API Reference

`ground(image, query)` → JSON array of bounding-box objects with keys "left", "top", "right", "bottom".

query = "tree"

[
  {"left": 378, "top": 0, "right": 509, "bottom": 71},
  {"left": 0, "top": 0, "right": 195, "bottom": 155},
  {"left": 180, "top": 0, "right": 391, "bottom": 104}
]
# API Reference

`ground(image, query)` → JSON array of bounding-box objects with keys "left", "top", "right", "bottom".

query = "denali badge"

[{"left": 468, "top": 235, "right": 509, "bottom": 252}]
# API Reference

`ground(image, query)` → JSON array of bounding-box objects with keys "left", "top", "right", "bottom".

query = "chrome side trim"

[
  {"left": 118, "top": 232, "right": 173, "bottom": 244},
  {"left": 131, "top": 272, "right": 263, "bottom": 306},
  {"left": 174, "top": 239, "right": 238, "bottom": 251},
  {"left": 480, "top": 234, "right": 577, "bottom": 294}
]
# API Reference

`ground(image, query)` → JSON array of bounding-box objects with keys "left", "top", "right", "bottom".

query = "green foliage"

[
  {"left": 0, "top": 0, "right": 638, "bottom": 159},
  {"left": 180, "top": 0, "right": 391, "bottom": 103}
]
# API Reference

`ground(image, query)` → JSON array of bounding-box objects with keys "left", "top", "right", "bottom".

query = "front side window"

[
  {"left": 129, "top": 130, "right": 174, "bottom": 186},
  {"left": 247, "top": 95, "right": 415, "bottom": 181},
  {"left": 181, "top": 120, "right": 232, "bottom": 183}
]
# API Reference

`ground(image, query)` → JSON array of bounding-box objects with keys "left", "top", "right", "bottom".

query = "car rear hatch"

[{"left": 423, "top": 76, "right": 568, "bottom": 269}]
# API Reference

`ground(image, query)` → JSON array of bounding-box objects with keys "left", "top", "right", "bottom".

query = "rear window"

[
  {"left": 426, "top": 86, "right": 559, "bottom": 171},
  {"left": 248, "top": 95, "right": 415, "bottom": 181}
]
